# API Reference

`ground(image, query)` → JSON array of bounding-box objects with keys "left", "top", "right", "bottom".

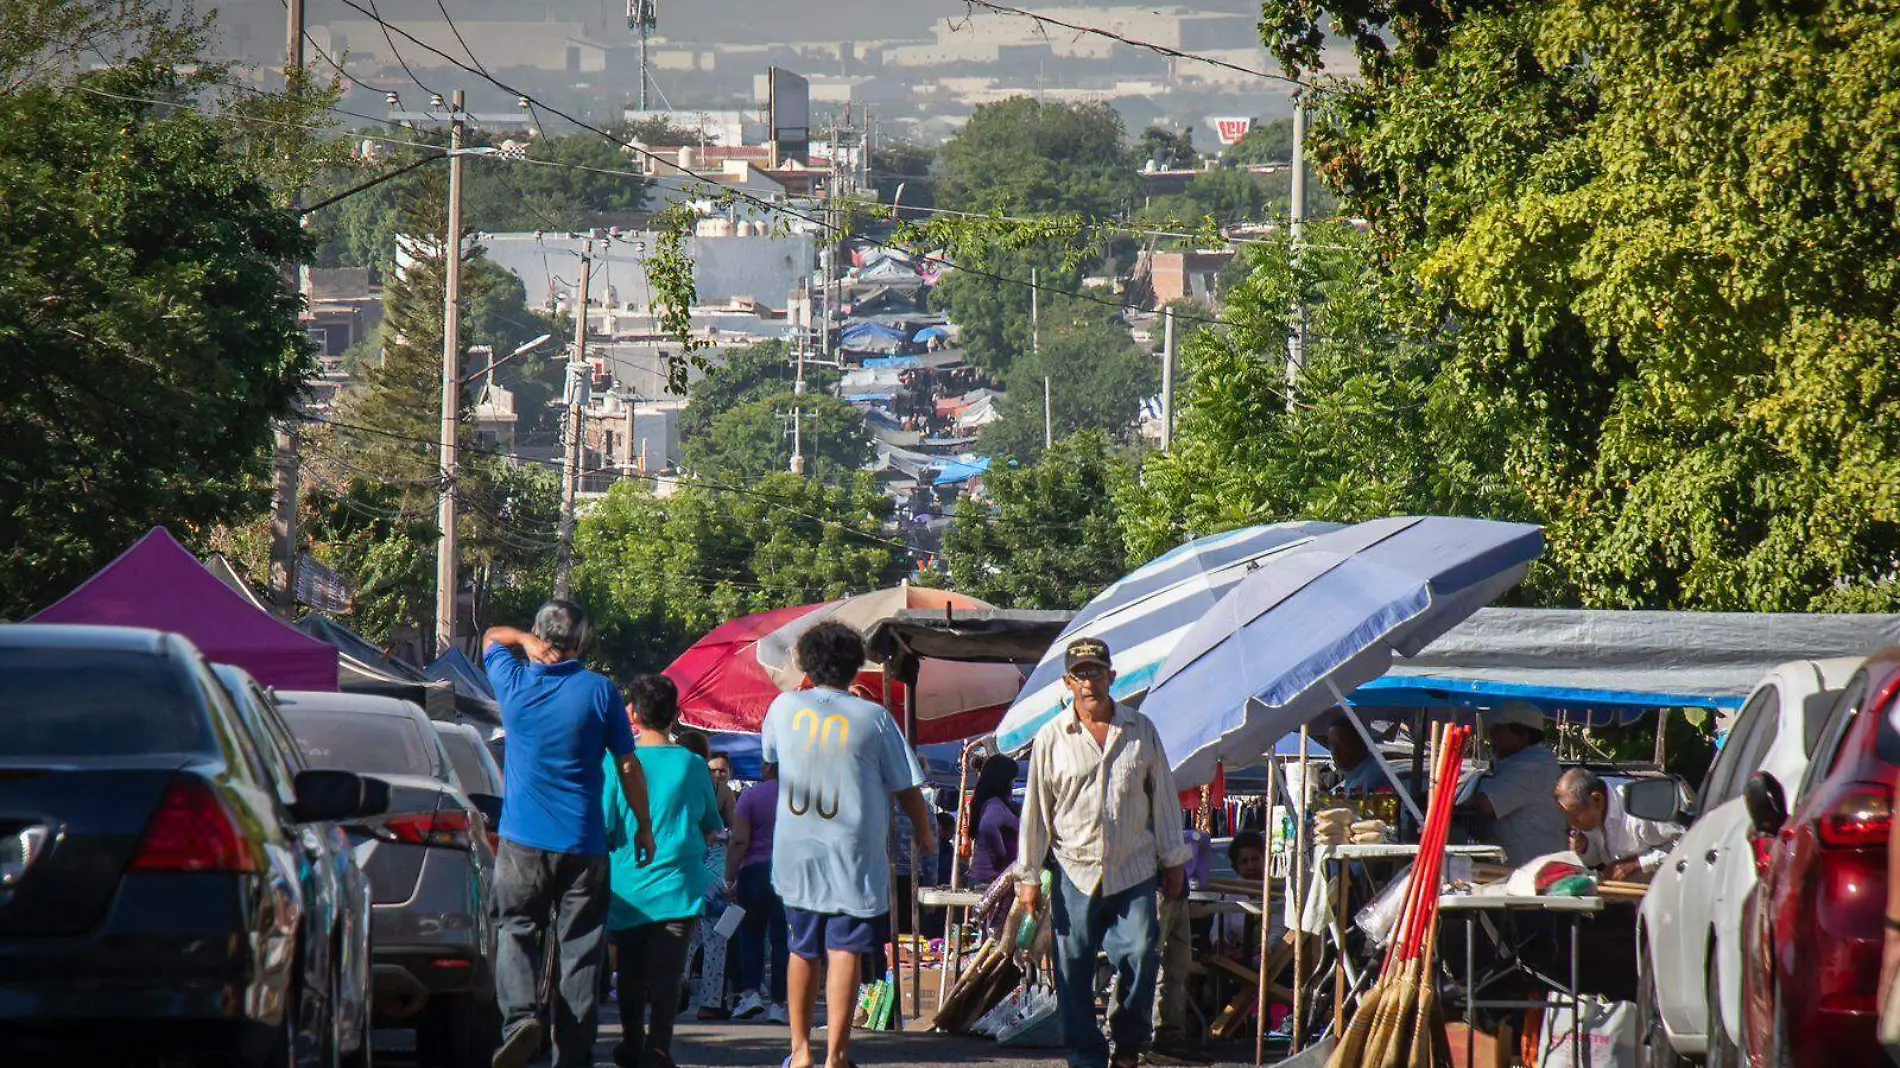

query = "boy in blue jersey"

[{"left": 484, "top": 600, "right": 654, "bottom": 1068}]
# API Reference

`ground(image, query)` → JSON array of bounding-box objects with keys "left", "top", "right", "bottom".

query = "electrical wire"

[
  {"left": 362, "top": 0, "right": 438, "bottom": 100},
  {"left": 947, "top": 0, "right": 1311, "bottom": 88},
  {"left": 274, "top": 0, "right": 392, "bottom": 97}
]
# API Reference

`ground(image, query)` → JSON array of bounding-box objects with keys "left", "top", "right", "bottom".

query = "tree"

[
  {"left": 1222, "top": 119, "right": 1293, "bottom": 166},
  {"left": 871, "top": 142, "right": 937, "bottom": 213},
  {"left": 1116, "top": 224, "right": 1524, "bottom": 564},
  {"left": 572, "top": 473, "right": 906, "bottom": 681},
  {"left": 942, "top": 431, "right": 1131, "bottom": 610},
  {"left": 0, "top": 33, "right": 314, "bottom": 617},
  {"left": 1255, "top": 0, "right": 1900, "bottom": 611},
  {"left": 681, "top": 392, "right": 873, "bottom": 486},
  {"left": 931, "top": 252, "right": 1081, "bottom": 374},
  {"left": 978, "top": 300, "right": 1160, "bottom": 464},
  {"left": 679, "top": 340, "right": 833, "bottom": 442},
  {"left": 1137, "top": 125, "right": 1197, "bottom": 170},
  {"left": 938, "top": 98, "right": 1137, "bottom": 218}
]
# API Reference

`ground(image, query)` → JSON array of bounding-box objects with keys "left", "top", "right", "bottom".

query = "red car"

[{"left": 1742, "top": 647, "right": 1900, "bottom": 1068}]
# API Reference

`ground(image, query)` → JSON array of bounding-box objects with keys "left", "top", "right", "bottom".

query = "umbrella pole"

[
  {"left": 1292, "top": 727, "right": 1311, "bottom": 1053},
  {"left": 940, "top": 742, "right": 979, "bottom": 1016},
  {"left": 1257, "top": 754, "right": 1282, "bottom": 1067},
  {"left": 905, "top": 674, "right": 924, "bottom": 1029}
]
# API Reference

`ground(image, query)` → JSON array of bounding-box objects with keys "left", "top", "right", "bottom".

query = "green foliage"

[
  {"left": 647, "top": 203, "right": 713, "bottom": 388},
  {"left": 931, "top": 252, "right": 1081, "bottom": 373},
  {"left": 978, "top": 299, "right": 1160, "bottom": 464},
  {"left": 0, "top": 53, "right": 313, "bottom": 618},
  {"left": 1221, "top": 119, "right": 1294, "bottom": 166},
  {"left": 1137, "top": 125, "right": 1197, "bottom": 170},
  {"left": 1138, "top": 169, "right": 1285, "bottom": 236},
  {"left": 871, "top": 142, "right": 937, "bottom": 212},
  {"left": 615, "top": 116, "right": 704, "bottom": 147},
  {"left": 1117, "top": 224, "right": 1525, "bottom": 564},
  {"left": 938, "top": 98, "right": 1138, "bottom": 218},
  {"left": 678, "top": 340, "right": 831, "bottom": 441},
  {"left": 1254, "top": 0, "right": 1900, "bottom": 611},
  {"left": 942, "top": 432, "right": 1132, "bottom": 610},
  {"left": 681, "top": 392, "right": 873, "bottom": 486},
  {"left": 572, "top": 473, "right": 906, "bottom": 680}
]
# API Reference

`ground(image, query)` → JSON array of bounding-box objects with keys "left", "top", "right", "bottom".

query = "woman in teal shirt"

[{"left": 603, "top": 675, "right": 724, "bottom": 1068}]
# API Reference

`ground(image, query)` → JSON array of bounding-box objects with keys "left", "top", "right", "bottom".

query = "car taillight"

[
  {"left": 379, "top": 809, "right": 472, "bottom": 849},
  {"left": 1818, "top": 782, "right": 1892, "bottom": 848},
  {"left": 130, "top": 778, "right": 258, "bottom": 873}
]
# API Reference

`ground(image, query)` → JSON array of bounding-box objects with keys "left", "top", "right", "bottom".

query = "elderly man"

[
  {"left": 1458, "top": 702, "right": 1568, "bottom": 867},
  {"left": 1555, "top": 769, "right": 1682, "bottom": 883},
  {"left": 1020, "top": 637, "right": 1190, "bottom": 1068}
]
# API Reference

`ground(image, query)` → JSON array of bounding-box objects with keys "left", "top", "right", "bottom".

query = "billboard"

[
  {"left": 1211, "top": 116, "right": 1254, "bottom": 146},
  {"left": 768, "top": 67, "right": 810, "bottom": 165}
]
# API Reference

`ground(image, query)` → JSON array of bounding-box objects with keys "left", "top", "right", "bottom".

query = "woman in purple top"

[
  {"left": 726, "top": 765, "right": 788, "bottom": 1021},
  {"left": 966, "top": 754, "right": 1021, "bottom": 885}
]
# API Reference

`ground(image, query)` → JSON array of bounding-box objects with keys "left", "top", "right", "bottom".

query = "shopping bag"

[
  {"left": 1537, "top": 996, "right": 1636, "bottom": 1068},
  {"left": 993, "top": 984, "right": 1062, "bottom": 1047}
]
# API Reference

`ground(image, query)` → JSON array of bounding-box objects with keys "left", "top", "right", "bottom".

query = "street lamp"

[{"left": 462, "top": 334, "right": 553, "bottom": 386}]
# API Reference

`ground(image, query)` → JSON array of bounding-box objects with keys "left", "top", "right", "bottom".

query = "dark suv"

[
  {"left": 0, "top": 624, "right": 381, "bottom": 1066},
  {"left": 277, "top": 691, "right": 501, "bottom": 1066}
]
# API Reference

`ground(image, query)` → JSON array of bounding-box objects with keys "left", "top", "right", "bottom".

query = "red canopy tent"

[
  {"left": 31, "top": 527, "right": 339, "bottom": 691},
  {"left": 667, "top": 601, "right": 1018, "bottom": 744}
]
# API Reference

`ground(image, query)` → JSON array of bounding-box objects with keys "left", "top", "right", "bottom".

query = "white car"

[{"left": 1637, "top": 658, "right": 1862, "bottom": 1067}]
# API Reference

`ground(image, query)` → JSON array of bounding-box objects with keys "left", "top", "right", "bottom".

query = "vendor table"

[
  {"left": 1310, "top": 843, "right": 1506, "bottom": 1038},
  {"left": 1439, "top": 893, "right": 1604, "bottom": 1068}
]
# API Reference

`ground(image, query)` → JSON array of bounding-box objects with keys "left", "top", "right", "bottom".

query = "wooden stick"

[
  {"left": 1256, "top": 754, "right": 1281, "bottom": 1066},
  {"left": 1293, "top": 728, "right": 1312, "bottom": 1052}
]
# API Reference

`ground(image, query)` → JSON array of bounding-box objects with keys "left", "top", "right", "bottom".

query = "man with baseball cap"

[
  {"left": 1458, "top": 701, "right": 1567, "bottom": 866},
  {"left": 1018, "top": 637, "right": 1191, "bottom": 1068}
]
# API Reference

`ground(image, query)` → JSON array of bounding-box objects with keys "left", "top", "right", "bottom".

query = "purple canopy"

[{"left": 31, "top": 527, "right": 339, "bottom": 691}]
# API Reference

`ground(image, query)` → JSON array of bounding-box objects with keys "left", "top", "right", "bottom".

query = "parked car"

[
  {"left": 1635, "top": 658, "right": 1861, "bottom": 1068},
  {"left": 1740, "top": 648, "right": 1900, "bottom": 1068},
  {"left": 212, "top": 664, "right": 376, "bottom": 1068},
  {"left": 0, "top": 625, "right": 382, "bottom": 1066},
  {"left": 276, "top": 691, "right": 500, "bottom": 1066},
  {"left": 431, "top": 721, "right": 505, "bottom": 855}
]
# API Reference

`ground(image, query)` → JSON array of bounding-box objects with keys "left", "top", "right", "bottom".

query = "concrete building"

[
  {"left": 621, "top": 108, "right": 764, "bottom": 146},
  {"left": 311, "top": 21, "right": 617, "bottom": 76},
  {"left": 1140, "top": 248, "right": 1237, "bottom": 306},
  {"left": 484, "top": 231, "right": 815, "bottom": 315}
]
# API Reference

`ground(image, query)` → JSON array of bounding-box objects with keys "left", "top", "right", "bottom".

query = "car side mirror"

[
  {"left": 1623, "top": 776, "right": 1690, "bottom": 824},
  {"left": 291, "top": 769, "right": 388, "bottom": 823},
  {"left": 468, "top": 792, "right": 503, "bottom": 827},
  {"left": 1744, "top": 771, "right": 1788, "bottom": 837}
]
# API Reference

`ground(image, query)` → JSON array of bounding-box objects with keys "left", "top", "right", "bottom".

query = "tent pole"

[
  {"left": 1291, "top": 727, "right": 1311, "bottom": 1053},
  {"left": 1256, "top": 754, "right": 1281, "bottom": 1066},
  {"left": 906, "top": 668, "right": 924, "bottom": 1029}
]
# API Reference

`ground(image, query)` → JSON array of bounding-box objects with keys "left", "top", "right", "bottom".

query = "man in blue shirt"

[
  {"left": 484, "top": 600, "right": 653, "bottom": 1068},
  {"left": 761, "top": 621, "right": 933, "bottom": 1068}
]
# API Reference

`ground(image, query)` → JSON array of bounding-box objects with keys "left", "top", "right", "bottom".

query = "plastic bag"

[{"left": 1538, "top": 996, "right": 1636, "bottom": 1068}]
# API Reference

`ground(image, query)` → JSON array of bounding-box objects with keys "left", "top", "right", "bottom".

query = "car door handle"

[
  {"left": 1676, "top": 858, "right": 1689, "bottom": 873},
  {"left": 1705, "top": 849, "right": 1720, "bottom": 864}
]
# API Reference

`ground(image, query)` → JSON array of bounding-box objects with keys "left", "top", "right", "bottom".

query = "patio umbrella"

[
  {"left": 1142, "top": 516, "right": 1544, "bottom": 789},
  {"left": 668, "top": 603, "right": 829, "bottom": 735},
  {"left": 993, "top": 521, "right": 1341, "bottom": 754}
]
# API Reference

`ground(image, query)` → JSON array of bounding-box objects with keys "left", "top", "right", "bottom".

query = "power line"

[
  {"left": 272, "top": 0, "right": 391, "bottom": 97},
  {"left": 362, "top": 0, "right": 438, "bottom": 100},
  {"left": 948, "top": 0, "right": 1310, "bottom": 88}
]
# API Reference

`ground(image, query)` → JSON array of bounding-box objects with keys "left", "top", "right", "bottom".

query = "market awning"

[{"left": 863, "top": 608, "right": 1076, "bottom": 668}]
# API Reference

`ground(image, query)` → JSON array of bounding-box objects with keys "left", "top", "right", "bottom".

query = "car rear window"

[
  {"left": 283, "top": 710, "right": 439, "bottom": 778},
  {"left": 0, "top": 649, "right": 212, "bottom": 757},
  {"left": 437, "top": 731, "right": 499, "bottom": 794}
]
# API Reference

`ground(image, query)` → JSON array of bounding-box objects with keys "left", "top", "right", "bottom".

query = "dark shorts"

[{"left": 786, "top": 906, "right": 889, "bottom": 961}]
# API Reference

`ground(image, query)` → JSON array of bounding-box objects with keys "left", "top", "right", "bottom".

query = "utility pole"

[
  {"left": 554, "top": 238, "right": 594, "bottom": 599},
  {"left": 433, "top": 89, "right": 466, "bottom": 654},
  {"left": 1161, "top": 306, "right": 1176, "bottom": 450},
  {"left": 1285, "top": 89, "right": 1307, "bottom": 412},
  {"left": 1034, "top": 266, "right": 1049, "bottom": 449},
  {"left": 269, "top": 0, "right": 307, "bottom": 617},
  {"left": 790, "top": 315, "right": 807, "bottom": 475},
  {"left": 629, "top": 0, "right": 657, "bottom": 112}
]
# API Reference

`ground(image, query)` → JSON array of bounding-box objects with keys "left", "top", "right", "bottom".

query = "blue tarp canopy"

[
  {"left": 839, "top": 322, "right": 910, "bottom": 353},
  {"left": 913, "top": 326, "right": 951, "bottom": 344},
  {"left": 934, "top": 456, "right": 991, "bottom": 487},
  {"left": 863, "top": 355, "right": 923, "bottom": 369}
]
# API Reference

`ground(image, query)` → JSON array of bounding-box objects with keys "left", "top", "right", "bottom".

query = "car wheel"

[
  {"left": 1637, "top": 950, "right": 1684, "bottom": 1068},
  {"left": 1707, "top": 958, "right": 1739, "bottom": 1068}
]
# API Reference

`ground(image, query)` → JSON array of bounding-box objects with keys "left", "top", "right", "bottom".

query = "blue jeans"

[
  {"left": 1051, "top": 872, "right": 1160, "bottom": 1068},
  {"left": 734, "top": 863, "right": 788, "bottom": 1001}
]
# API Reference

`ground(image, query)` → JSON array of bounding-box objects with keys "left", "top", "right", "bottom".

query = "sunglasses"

[{"left": 1068, "top": 664, "right": 1111, "bottom": 680}]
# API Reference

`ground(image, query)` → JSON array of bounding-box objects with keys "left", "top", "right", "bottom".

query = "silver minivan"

[{"left": 277, "top": 692, "right": 501, "bottom": 1066}]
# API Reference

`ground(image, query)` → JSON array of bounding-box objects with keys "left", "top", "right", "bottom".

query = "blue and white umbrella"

[
  {"left": 992, "top": 521, "right": 1342, "bottom": 753},
  {"left": 1143, "top": 516, "right": 1545, "bottom": 789}
]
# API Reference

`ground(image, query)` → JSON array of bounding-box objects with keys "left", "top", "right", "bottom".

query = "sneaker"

[
  {"left": 765, "top": 1003, "right": 789, "bottom": 1025},
  {"left": 492, "top": 1019, "right": 544, "bottom": 1068},
  {"left": 731, "top": 991, "right": 768, "bottom": 1020}
]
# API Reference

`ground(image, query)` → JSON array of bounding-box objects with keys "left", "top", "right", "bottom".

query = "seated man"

[
  {"left": 1324, "top": 718, "right": 1395, "bottom": 795},
  {"left": 1554, "top": 768, "right": 1683, "bottom": 883}
]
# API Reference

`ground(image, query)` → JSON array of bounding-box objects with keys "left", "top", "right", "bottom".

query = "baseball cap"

[
  {"left": 1064, "top": 637, "right": 1113, "bottom": 673},
  {"left": 1484, "top": 701, "right": 1547, "bottom": 731}
]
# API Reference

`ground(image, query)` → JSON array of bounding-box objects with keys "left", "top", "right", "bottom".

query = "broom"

[{"left": 1367, "top": 727, "right": 1461, "bottom": 1068}]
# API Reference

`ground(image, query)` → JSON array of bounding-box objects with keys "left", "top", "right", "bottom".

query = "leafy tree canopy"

[
  {"left": 978, "top": 298, "right": 1160, "bottom": 464},
  {"left": 0, "top": 5, "right": 318, "bottom": 617},
  {"left": 943, "top": 431, "right": 1131, "bottom": 610},
  {"left": 572, "top": 473, "right": 906, "bottom": 680},
  {"left": 1255, "top": 0, "right": 1900, "bottom": 611},
  {"left": 679, "top": 340, "right": 834, "bottom": 441},
  {"left": 1221, "top": 119, "right": 1293, "bottom": 166},
  {"left": 681, "top": 391, "right": 873, "bottom": 486},
  {"left": 938, "top": 98, "right": 1137, "bottom": 218},
  {"left": 1136, "top": 125, "right": 1197, "bottom": 170}
]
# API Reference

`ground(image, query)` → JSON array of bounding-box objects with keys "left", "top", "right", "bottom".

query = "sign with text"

[{"left": 1211, "top": 116, "right": 1254, "bottom": 146}]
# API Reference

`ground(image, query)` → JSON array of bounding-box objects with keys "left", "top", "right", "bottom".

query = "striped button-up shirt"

[{"left": 1017, "top": 702, "right": 1192, "bottom": 897}]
